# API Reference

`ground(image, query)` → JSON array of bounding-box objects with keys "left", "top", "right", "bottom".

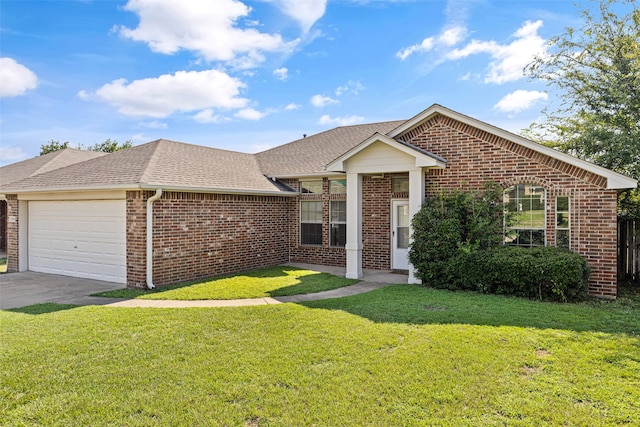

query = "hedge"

[{"left": 438, "top": 246, "right": 590, "bottom": 302}]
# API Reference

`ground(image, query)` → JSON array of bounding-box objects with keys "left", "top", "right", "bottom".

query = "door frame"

[{"left": 391, "top": 199, "right": 410, "bottom": 270}]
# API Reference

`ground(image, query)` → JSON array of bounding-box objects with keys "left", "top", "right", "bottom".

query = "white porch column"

[
  {"left": 345, "top": 172, "right": 363, "bottom": 279},
  {"left": 408, "top": 168, "right": 425, "bottom": 284}
]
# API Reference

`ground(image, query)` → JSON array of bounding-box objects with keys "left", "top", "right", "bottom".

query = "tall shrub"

[{"left": 409, "top": 183, "right": 504, "bottom": 286}]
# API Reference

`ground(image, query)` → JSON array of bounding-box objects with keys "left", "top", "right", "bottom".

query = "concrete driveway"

[{"left": 0, "top": 272, "right": 126, "bottom": 310}]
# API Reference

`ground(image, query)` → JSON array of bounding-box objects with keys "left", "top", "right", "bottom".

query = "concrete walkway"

[
  {"left": 1, "top": 264, "right": 408, "bottom": 309},
  {"left": 107, "top": 264, "right": 406, "bottom": 308}
]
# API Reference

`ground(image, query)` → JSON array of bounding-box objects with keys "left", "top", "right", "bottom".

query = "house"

[{"left": 1, "top": 104, "right": 636, "bottom": 298}]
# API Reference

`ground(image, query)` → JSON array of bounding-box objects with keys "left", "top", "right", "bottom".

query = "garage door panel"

[{"left": 29, "top": 200, "right": 126, "bottom": 284}]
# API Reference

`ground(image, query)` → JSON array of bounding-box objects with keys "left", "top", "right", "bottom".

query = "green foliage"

[
  {"left": 39, "top": 139, "right": 69, "bottom": 155},
  {"left": 447, "top": 246, "right": 590, "bottom": 302},
  {"left": 524, "top": 0, "right": 640, "bottom": 217},
  {"left": 86, "top": 138, "right": 133, "bottom": 153},
  {"left": 39, "top": 138, "right": 132, "bottom": 155},
  {"left": 409, "top": 183, "right": 504, "bottom": 283},
  {"left": 410, "top": 184, "right": 590, "bottom": 302}
]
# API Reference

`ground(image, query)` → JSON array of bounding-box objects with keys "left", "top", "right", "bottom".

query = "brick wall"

[
  {"left": 5, "top": 195, "right": 18, "bottom": 272},
  {"left": 127, "top": 191, "right": 291, "bottom": 288},
  {"left": 285, "top": 178, "right": 346, "bottom": 267},
  {"left": 401, "top": 114, "right": 619, "bottom": 297}
]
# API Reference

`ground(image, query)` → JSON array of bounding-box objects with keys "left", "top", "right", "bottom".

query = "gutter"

[{"left": 146, "top": 188, "right": 162, "bottom": 290}]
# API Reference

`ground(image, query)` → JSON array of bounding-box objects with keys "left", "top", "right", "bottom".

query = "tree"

[
  {"left": 40, "top": 140, "right": 69, "bottom": 155},
  {"left": 39, "top": 138, "right": 133, "bottom": 155},
  {"left": 86, "top": 138, "right": 133, "bottom": 153},
  {"left": 524, "top": 0, "right": 640, "bottom": 217}
]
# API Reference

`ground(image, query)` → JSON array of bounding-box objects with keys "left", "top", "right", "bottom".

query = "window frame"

[
  {"left": 300, "top": 200, "right": 323, "bottom": 246},
  {"left": 555, "top": 196, "right": 570, "bottom": 249},
  {"left": 503, "top": 184, "right": 547, "bottom": 247},
  {"left": 329, "top": 200, "right": 346, "bottom": 247}
]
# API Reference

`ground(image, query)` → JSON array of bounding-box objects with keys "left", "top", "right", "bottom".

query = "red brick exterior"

[
  {"left": 285, "top": 178, "right": 346, "bottom": 267},
  {"left": 5, "top": 196, "right": 19, "bottom": 273},
  {"left": 126, "top": 190, "right": 291, "bottom": 288},
  {"left": 282, "top": 115, "right": 621, "bottom": 297},
  {"left": 401, "top": 115, "right": 619, "bottom": 297}
]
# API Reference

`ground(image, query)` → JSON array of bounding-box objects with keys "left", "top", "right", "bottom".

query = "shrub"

[
  {"left": 409, "top": 183, "right": 590, "bottom": 302},
  {"left": 409, "top": 183, "right": 503, "bottom": 284}
]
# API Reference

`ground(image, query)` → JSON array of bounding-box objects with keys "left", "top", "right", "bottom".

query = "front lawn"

[
  {"left": 94, "top": 265, "right": 359, "bottom": 300},
  {"left": 2, "top": 284, "right": 638, "bottom": 426}
]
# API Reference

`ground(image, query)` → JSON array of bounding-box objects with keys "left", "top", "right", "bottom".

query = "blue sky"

[{"left": 0, "top": 0, "right": 594, "bottom": 166}]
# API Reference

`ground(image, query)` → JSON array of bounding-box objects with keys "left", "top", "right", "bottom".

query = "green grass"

[
  {"left": 2, "top": 284, "right": 639, "bottom": 426},
  {"left": 93, "top": 265, "right": 359, "bottom": 300},
  {"left": 0, "top": 257, "right": 6, "bottom": 274}
]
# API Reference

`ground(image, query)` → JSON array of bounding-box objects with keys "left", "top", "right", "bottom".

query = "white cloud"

[
  {"left": 83, "top": 69, "right": 248, "bottom": 118},
  {"left": 284, "top": 103, "right": 301, "bottom": 110},
  {"left": 271, "top": 0, "right": 327, "bottom": 33},
  {"left": 118, "top": 0, "right": 297, "bottom": 69},
  {"left": 494, "top": 90, "right": 548, "bottom": 114},
  {"left": 446, "top": 20, "right": 546, "bottom": 84},
  {"left": 273, "top": 67, "right": 289, "bottom": 80},
  {"left": 139, "top": 120, "right": 168, "bottom": 129},
  {"left": 335, "top": 80, "right": 364, "bottom": 96},
  {"left": 0, "top": 145, "right": 28, "bottom": 163},
  {"left": 311, "top": 94, "right": 339, "bottom": 107},
  {"left": 234, "top": 107, "right": 267, "bottom": 120},
  {"left": 397, "top": 25, "right": 467, "bottom": 60},
  {"left": 193, "top": 109, "right": 230, "bottom": 124},
  {"left": 318, "top": 114, "right": 364, "bottom": 126},
  {"left": 0, "top": 57, "right": 38, "bottom": 97}
]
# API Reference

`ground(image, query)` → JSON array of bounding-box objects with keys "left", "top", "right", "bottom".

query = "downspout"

[{"left": 146, "top": 188, "right": 162, "bottom": 289}]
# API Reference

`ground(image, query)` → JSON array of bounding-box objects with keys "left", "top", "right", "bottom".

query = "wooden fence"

[{"left": 618, "top": 218, "right": 640, "bottom": 281}]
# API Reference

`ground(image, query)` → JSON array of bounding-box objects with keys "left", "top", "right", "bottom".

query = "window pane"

[
  {"left": 556, "top": 212, "right": 569, "bottom": 228},
  {"left": 301, "top": 201, "right": 322, "bottom": 222},
  {"left": 301, "top": 181, "right": 322, "bottom": 194},
  {"left": 330, "top": 179, "right": 346, "bottom": 194},
  {"left": 301, "top": 223, "right": 322, "bottom": 245},
  {"left": 330, "top": 200, "right": 346, "bottom": 223},
  {"left": 330, "top": 223, "right": 346, "bottom": 247},
  {"left": 531, "top": 229, "right": 545, "bottom": 246},
  {"left": 556, "top": 230, "right": 570, "bottom": 248},
  {"left": 530, "top": 208, "right": 545, "bottom": 228},
  {"left": 556, "top": 196, "right": 569, "bottom": 211},
  {"left": 397, "top": 227, "right": 410, "bottom": 249},
  {"left": 392, "top": 177, "right": 409, "bottom": 193},
  {"left": 504, "top": 184, "right": 547, "bottom": 247},
  {"left": 397, "top": 205, "right": 410, "bottom": 227}
]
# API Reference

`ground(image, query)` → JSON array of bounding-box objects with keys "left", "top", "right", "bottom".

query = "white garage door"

[{"left": 29, "top": 200, "right": 126, "bottom": 284}]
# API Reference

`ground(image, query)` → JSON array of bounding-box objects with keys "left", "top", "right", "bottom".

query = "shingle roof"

[
  {"left": 255, "top": 120, "right": 407, "bottom": 176},
  {"left": 1, "top": 140, "right": 290, "bottom": 194},
  {"left": 0, "top": 148, "right": 107, "bottom": 187}
]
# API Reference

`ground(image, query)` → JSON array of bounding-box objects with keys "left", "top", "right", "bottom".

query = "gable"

[
  {"left": 391, "top": 104, "right": 637, "bottom": 190},
  {"left": 326, "top": 133, "right": 446, "bottom": 174}
]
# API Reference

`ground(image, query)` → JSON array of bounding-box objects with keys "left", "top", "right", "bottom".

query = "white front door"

[{"left": 392, "top": 200, "right": 410, "bottom": 270}]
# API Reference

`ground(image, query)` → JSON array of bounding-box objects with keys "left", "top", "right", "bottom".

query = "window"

[
  {"left": 392, "top": 176, "right": 409, "bottom": 193},
  {"left": 330, "top": 200, "right": 346, "bottom": 246},
  {"left": 504, "top": 184, "right": 546, "bottom": 247},
  {"left": 330, "top": 179, "right": 346, "bottom": 194},
  {"left": 301, "top": 180, "right": 322, "bottom": 194},
  {"left": 556, "top": 196, "right": 570, "bottom": 248},
  {"left": 301, "top": 201, "right": 322, "bottom": 245}
]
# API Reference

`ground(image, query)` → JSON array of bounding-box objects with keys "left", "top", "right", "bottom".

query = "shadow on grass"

[
  {"left": 93, "top": 266, "right": 356, "bottom": 299},
  {"left": 8, "top": 303, "right": 79, "bottom": 315},
  {"left": 301, "top": 284, "right": 640, "bottom": 336}
]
